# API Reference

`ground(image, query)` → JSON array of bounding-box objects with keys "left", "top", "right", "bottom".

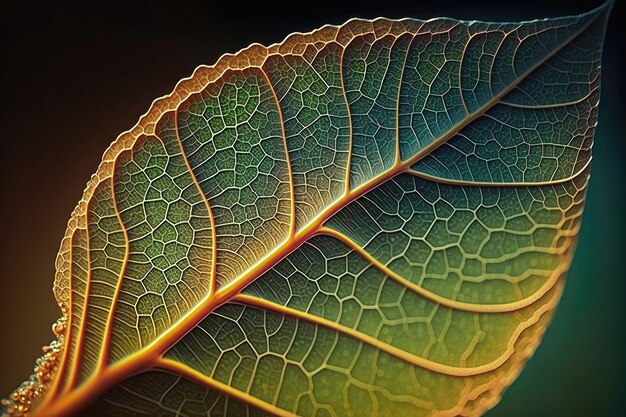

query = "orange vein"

[
  {"left": 34, "top": 351, "right": 156, "bottom": 417},
  {"left": 406, "top": 158, "right": 591, "bottom": 187},
  {"left": 174, "top": 109, "right": 219, "bottom": 296},
  {"left": 339, "top": 42, "right": 353, "bottom": 196},
  {"left": 394, "top": 33, "right": 412, "bottom": 167},
  {"left": 234, "top": 294, "right": 519, "bottom": 376},
  {"left": 97, "top": 153, "right": 132, "bottom": 373},
  {"left": 64, "top": 198, "right": 95, "bottom": 392},
  {"left": 319, "top": 226, "right": 570, "bottom": 313},
  {"left": 260, "top": 66, "right": 296, "bottom": 239},
  {"left": 154, "top": 358, "right": 298, "bottom": 417},
  {"left": 500, "top": 85, "right": 599, "bottom": 109},
  {"left": 457, "top": 29, "right": 474, "bottom": 117}
]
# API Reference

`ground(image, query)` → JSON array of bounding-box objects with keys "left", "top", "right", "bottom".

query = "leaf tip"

[{"left": 585, "top": 0, "right": 614, "bottom": 20}]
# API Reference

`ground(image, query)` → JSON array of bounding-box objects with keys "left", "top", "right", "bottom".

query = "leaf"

[{"left": 3, "top": 3, "right": 611, "bottom": 417}]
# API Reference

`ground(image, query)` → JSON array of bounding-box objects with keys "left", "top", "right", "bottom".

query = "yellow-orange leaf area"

[{"left": 2, "top": 3, "right": 611, "bottom": 417}]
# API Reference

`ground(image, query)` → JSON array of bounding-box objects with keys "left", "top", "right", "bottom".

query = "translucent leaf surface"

[{"left": 3, "top": 3, "right": 611, "bottom": 417}]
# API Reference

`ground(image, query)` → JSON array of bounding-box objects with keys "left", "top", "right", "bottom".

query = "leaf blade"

[{"left": 9, "top": 4, "right": 609, "bottom": 417}]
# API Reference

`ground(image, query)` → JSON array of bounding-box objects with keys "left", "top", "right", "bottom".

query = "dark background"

[{"left": 1, "top": 1, "right": 624, "bottom": 415}]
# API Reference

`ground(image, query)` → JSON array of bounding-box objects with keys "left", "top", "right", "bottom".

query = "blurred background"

[{"left": 0, "top": 0, "right": 623, "bottom": 415}]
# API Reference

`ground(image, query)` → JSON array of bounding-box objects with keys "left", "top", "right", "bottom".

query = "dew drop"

[{"left": 1, "top": 316, "right": 66, "bottom": 416}]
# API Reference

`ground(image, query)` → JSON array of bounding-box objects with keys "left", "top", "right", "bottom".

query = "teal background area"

[
  {"left": 0, "top": 1, "right": 623, "bottom": 415},
  {"left": 488, "top": 6, "right": 625, "bottom": 414}
]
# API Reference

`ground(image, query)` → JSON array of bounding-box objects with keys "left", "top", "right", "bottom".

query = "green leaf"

[{"left": 3, "top": 3, "right": 611, "bottom": 417}]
